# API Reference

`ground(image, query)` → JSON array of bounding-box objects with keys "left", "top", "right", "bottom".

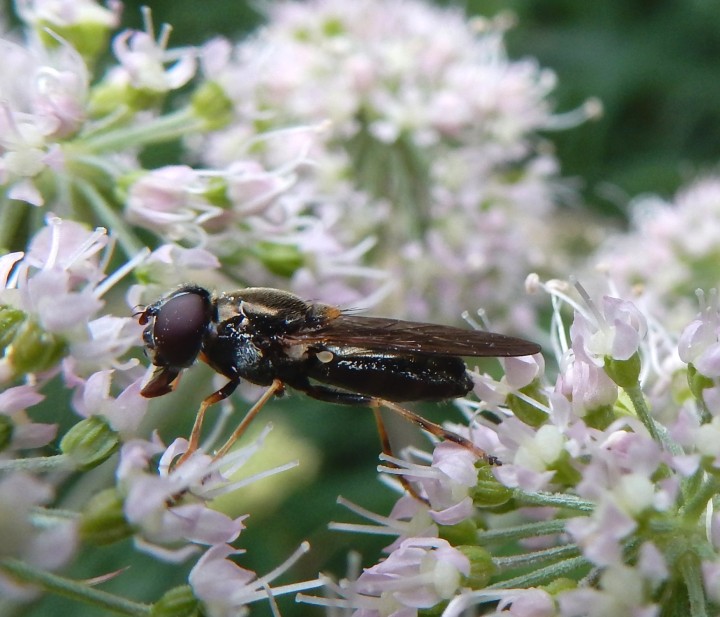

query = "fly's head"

[{"left": 138, "top": 285, "right": 214, "bottom": 398}]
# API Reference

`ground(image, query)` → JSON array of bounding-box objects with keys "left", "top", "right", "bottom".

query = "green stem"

[
  {"left": 679, "top": 552, "right": 708, "bottom": 617},
  {"left": 0, "top": 559, "right": 151, "bottom": 616},
  {"left": 73, "top": 107, "right": 203, "bottom": 154},
  {"left": 493, "top": 544, "right": 581, "bottom": 573},
  {"left": 488, "top": 555, "right": 591, "bottom": 589},
  {"left": 476, "top": 519, "right": 567, "bottom": 543},
  {"left": 625, "top": 383, "right": 661, "bottom": 443},
  {"left": 0, "top": 454, "right": 69, "bottom": 473},
  {"left": 513, "top": 489, "right": 595, "bottom": 512},
  {"left": 0, "top": 197, "right": 28, "bottom": 252},
  {"left": 680, "top": 474, "right": 720, "bottom": 521},
  {"left": 74, "top": 179, "right": 144, "bottom": 257}
]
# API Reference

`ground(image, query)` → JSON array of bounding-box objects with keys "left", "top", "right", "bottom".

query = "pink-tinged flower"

[
  {"left": 193, "top": 0, "right": 580, "bottom": 326},
  {"left": 116, "top": 436, "right": 245, "bottom": 561},
  {"left": 0, "top": 472, "right": 78, "bottom": 601},
  {"left": 1, "top": 217, "right": 146, "bottom": 381},
  {"left": 0, "top": 384, "right": 56, "bottom": 450},
  {"left": 570, "top": 295, "right": 647, "bottom": 365},
  {"left": 69, "top": 369, "right": 147, "bottom": 435},
  {"left": 109, "top": 11, "right": 196, "bottom": 94},
  {"left": 116, "top": 426, "right": 295, "bottom": 562},
  {"left": 379, "top": 443, "right": 478, "bottom": 526},
  {"left": 554, "top": 348, "right": 618, "bottom": 419},
  {"left": 189, "top": 542, "right": 322, "bottom": 617},
  {"left": 15, "top": 0, "right": 121, "bottom": 31},
  {"left": 302, "top": 537, "right": 469, "bottom": 616},
  {"left": 557, "top": 564, "right": 658, "bottom": 617},
  {"left": 125, "top": 165, "right": 223, "bottom": 242},
  {"left": 444, "top": 588, "right": 555, "bottom": 617},
  {"left": 592, "top": 176, "right": 720, "bottom": 328}
]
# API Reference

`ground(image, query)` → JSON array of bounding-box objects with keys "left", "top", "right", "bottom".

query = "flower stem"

[
  {"left": 0, "top": 454, "right": 69, "bottom": 473},
  {"left": 624, "top": 383, "right": 661, "bottom": 443},
  {"left": 73, "top": 107, "right": 204, "bottom": 154},
  {"left": 476, "top": 519, "right": 567, "bottom": 543},
  {"left": 680, "top": 473, "right": 720, "bottom": 521},
  {"left": 0, "top": 559, "right": 151, "bottom": 616},
  {"left": 74, "top": 178, "right": 144, "bottom": 257},
  {"left": 513, "top": 489, "right": 594, "bottom": 512},
  {"left": 679, "top": 552, "right": 708, "bottom": 617},
  {"left": 493, "top": 544, "right": 581, "bottom": 574},
  {"left": 0, "top": 197, "right": 28, "bottom": 251},
  {"left": 488, "top": 555, "right": 591, "bottom": 589}
]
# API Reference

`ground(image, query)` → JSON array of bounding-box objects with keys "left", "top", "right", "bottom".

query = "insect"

[{"left": 137, "top": 285, "right": 541, "bottom": 466}]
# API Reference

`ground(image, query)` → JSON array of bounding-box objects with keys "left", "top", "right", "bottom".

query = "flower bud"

[
  {"left": 79, "top": 488, "right": 134, "bottom": 545},
  {"left": 439, "top": 519, "right": 478, "bottom": 546},
  {"left": 0, "top": 306, "right": 25, "bottom": 350},
  {"left": 688, "top": 364, "right": 715, "bottom": 401},
  {"left": 604, "top": 352, "right": 642, "bottom": 388},
  {"left": 506, "top": 386, "right": 546, "bottom": 431},
  {"left": 470, "top": 466, "right": 513, "bottom": 508},
  {"left": 252, "top": 241, "right": 304, "bottom": 277},
  {"left": 7, "top": 318, "right": 67, "bottom": 376},
  {"left": 456, "top": 545, "right": 495, "bottom": 589},
  {"left": 191, "top": 81, "right": 234, "bottom": 131},
  {"left": 150, "top": 585, "right": 200, "bottom": 617},
  {"left": 60, "top": 417, "right": 119, "bottom": 471}
]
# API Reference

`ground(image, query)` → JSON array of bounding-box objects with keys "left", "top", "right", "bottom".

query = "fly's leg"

[
  {"left": 372, "top": 405, "right": 429, "bottom": 503},
  {"left": 176, "top": 378, "right": 241, "bottom": 466},
  {"left": 213, "top": 379, "right": 285, "bottom": 460},
  {"left": 376, "top": 399, "right": 501, "bottom": 466}
]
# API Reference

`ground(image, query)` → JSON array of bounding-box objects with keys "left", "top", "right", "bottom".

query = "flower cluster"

[
  {"left": 304, "top": 277, "right": 720, "bottom": 616},
  {"left": 590, "top": 176, "right": 720, "bottom": 330},
  {"left": 193, "top": 0, "right": 595, "bottom": 328},
  {"left": 3, "top": 1, "right": 718, "bottom": 617}
]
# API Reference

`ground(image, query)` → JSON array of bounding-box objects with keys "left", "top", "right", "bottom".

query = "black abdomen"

[{"left": 307, "top": 349, "right": 473, "bottom": 402}]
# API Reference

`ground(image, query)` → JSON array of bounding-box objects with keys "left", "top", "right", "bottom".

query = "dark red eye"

[{"left": 149, "top": 290, "right": 210, "bottom": 368}]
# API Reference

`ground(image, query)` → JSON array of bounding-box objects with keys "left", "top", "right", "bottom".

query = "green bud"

[
  {"left": 204, "top": 176, "right": 232, "bottom": 209},
  {"left": 0, "top": 414, "right": 14, "bottom": 451},
  {"left": 60, "top": 417, "right": 119, "bottom": 471},
  {"left": 456, "top": 545, "right": 495, "bottom": 589},
  {"left": 191, "top": 81, "right": 234, "bottom": 131},
  {"left": 548, "top": 452, "right": 582, "bottom": 486},
  {"left": 688, "top": 364, "right": 715, "bottom": 401},
  {"left": 8, "top": 319, "right": 67, "bottom": 375},
  {"left": 79, "top": 488, "right": 134, "bottom": 545},
  {"left": 604, "top": 352, "right": 641, "bottom": 388},
  {"left": 470, "top": 466, "right": 513, "bottom": 508},
  {"left": 36, "top": 19, "right": 114, "bottom": 63},
  {"left": 582, "top": 404, "right": 616, "bottom": 430},
  {"left": 506, "top": 382, "right": 547, "bottom": 428},
  {"left": 438, "top": 518, "right": 478, "bottom": 546},
  {"left": 150, "top": 585, "right": 200, "bottom": 617},
  {"left": 88, "top": 81, "right": 132, "bottom": 118},
  {"left": 253, "top": 241, "right": 304, "bottom": 277},
  {"left": 542, "top": 577, "right": 576, "bottom": 596},
  {"left": 0, "top": 306, "right": 25, "bottom": 350}
]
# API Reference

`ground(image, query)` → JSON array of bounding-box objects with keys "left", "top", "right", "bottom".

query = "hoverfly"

[{"left": 137, "top": 285, "right": 541, "bottom": 466}]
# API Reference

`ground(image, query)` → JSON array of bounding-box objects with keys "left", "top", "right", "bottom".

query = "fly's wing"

[{"left": 285, "top": 315, "right": 541, "bottom": 357}]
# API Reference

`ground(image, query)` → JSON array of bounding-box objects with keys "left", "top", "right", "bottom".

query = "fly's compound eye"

[{"left": 146, "top": 290, "right": 211, "bottom": 368}]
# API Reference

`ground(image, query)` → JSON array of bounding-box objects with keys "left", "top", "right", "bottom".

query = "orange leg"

[
  {"left": 376, "top": 399, "right": 501, "bottom": 466},
  {"left": 213, "top": 379, "right": 284, "bottom": 460}
]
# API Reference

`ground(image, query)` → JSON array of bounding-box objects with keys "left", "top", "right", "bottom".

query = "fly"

[{"left": 137, "top": 285, "right": 541, "bottom": 467}]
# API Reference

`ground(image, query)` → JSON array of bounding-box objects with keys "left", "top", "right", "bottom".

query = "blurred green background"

[{"left": 4, "top": 0, "right": 720, "bottom": 615}]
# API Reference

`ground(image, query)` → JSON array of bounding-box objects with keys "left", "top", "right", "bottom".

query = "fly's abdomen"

[{"left": 308, "top": 349, "right": 473, "bottom": 402}]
